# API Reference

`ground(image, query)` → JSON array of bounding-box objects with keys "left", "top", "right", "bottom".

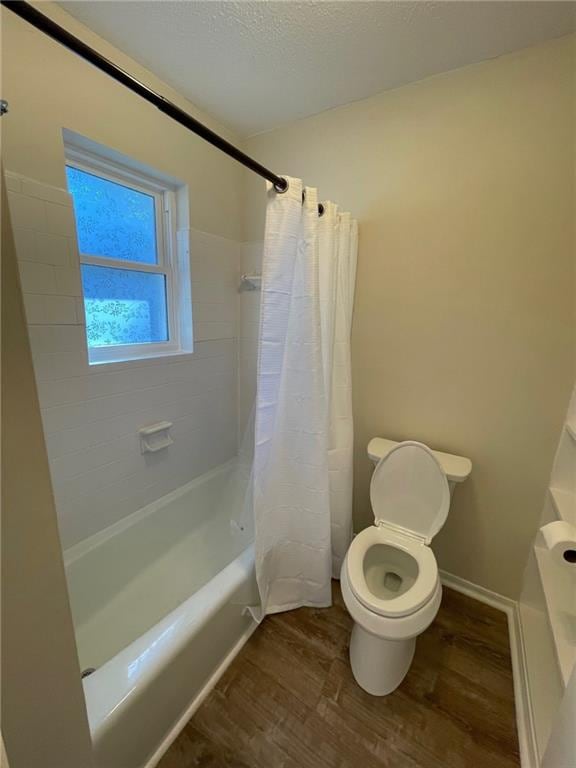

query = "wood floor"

[{"left": 157, "top": 583, "right": 520, "bottom": 768}]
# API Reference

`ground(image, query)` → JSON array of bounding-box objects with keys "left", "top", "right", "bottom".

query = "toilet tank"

[{"left": 367, "top": 438, "right": 472, "bottom": 495}]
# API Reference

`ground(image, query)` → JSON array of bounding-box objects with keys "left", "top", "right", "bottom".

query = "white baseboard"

[
  {"left": 143, "top": 619, "right": 259, "bottom": 768},
  {"left": 440, "top": 571, "right": 539, "bottom": 768}
]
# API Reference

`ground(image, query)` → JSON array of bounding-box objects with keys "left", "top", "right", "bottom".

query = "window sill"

[{"left": 88, "top": 347, "right": 194, "bottom": 371}]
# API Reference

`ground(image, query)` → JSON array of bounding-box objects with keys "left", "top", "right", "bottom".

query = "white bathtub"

[{"left": 64, "top": 461, "right": 258, "bottom": 768}]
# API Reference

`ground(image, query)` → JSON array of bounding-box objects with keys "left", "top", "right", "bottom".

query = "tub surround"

[{"left": 6, "top": 171, "right": 241, "bottom": 549}]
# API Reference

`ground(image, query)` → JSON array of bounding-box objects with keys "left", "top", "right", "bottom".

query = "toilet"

[{"left": 341, "top": 438, "right": 472, "bottom": 696}]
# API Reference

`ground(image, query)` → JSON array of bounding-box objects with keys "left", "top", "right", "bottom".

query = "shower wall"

[
  {"left": 238, "top": 241, "right": 264, "bottom": 439},
  {"left": 2, "top": 3, "right": 244, "bottom": 549},
  {"left": 6, "top": 174, "right": 240, "bottom": 551}
]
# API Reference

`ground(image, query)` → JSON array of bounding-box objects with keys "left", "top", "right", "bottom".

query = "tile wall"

[{"left": 6, "top": 171, "right": 241, "bottom": 549}]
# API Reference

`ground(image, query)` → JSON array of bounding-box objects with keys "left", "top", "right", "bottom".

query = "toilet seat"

[
  {"left": 346, "top": 441, "right": 449, "bottom": 620},
  {"left": 346, "top": 526, "right": 438, "bottom": 618},
  {"left": 370, "top": 441, "right": 450, "bottom": 545}
]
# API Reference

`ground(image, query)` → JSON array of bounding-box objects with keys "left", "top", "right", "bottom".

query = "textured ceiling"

[{"left": 58, "top": 1, "right": 575, "bottom": 136}]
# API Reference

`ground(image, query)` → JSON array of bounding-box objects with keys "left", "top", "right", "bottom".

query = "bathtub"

[{"left": 64, "top": 461, "right": 258, "bottom": 768}]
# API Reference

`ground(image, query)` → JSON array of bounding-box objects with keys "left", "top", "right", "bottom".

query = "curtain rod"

[{"left": 0, "top": 0, "right": 290, "bottom": 193}]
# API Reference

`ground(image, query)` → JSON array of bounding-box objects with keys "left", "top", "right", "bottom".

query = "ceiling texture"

[{"left": 58, "top": 1, "right": 575, "bottom": 136}]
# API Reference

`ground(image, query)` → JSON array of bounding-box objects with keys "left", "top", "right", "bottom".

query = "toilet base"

[{"left": 349, "top": 623, "right": 416, "bottom": 696}]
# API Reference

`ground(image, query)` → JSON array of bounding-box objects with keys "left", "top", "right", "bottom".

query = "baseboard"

[
  {"left": 440, "top": 569, "right": 516, "bottom": 611},
  {"left": 440, "top": 571, "right": 539, "bottom": 768},
  {"left": 143, "top": 619, "right": 259, "bottom": 768}
]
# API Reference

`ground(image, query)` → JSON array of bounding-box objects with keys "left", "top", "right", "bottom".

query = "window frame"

[{"left": 65, "top": 147, "right": 183, "bottom": 365}]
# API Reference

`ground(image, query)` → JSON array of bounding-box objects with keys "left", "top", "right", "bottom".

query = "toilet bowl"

[{"left": 341, "top": 439, "right": 472, "bottom": 696}]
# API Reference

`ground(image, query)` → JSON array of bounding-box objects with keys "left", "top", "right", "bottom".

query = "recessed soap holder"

[{"left": 139, "top": 421, "right": 173, "bottom": 454}]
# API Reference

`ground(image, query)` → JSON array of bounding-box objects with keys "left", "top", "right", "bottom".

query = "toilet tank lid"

[{"left": 367, "top": 438, "right": 472, "bottom": 483}]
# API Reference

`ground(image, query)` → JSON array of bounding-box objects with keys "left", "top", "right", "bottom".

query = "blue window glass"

[
  {"left": 81, "top": 265, "right": 168, "bottom": 347},
  {"left": 66, "top": 166, "right": 157, "bottom": 264}
]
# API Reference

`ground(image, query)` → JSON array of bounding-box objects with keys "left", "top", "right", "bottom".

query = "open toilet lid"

[{"left": 370, "top": 441, "right": 450, "bottom": 544}]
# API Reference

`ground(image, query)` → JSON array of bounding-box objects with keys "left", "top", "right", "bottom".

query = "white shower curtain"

[
  {"left": 253, "top": 177, "right": 357, "bottom": 615},
  {"left": 328, "top": 212, "right": 358, "bottom": 577}
]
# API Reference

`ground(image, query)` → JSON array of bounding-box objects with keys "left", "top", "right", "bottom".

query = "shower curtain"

[
  {"left": 253, "top": 177, "right": 357, "bottom": 615},
  {"left": 328, "top": 211, "right": 358, "bottom": 577}
]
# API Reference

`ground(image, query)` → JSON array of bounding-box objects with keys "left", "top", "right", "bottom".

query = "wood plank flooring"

[{"left": 158, "top": 583, "right": 520, "bottom": 768}]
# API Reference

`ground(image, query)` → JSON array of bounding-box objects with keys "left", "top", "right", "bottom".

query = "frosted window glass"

[
  {"left": 81, "top": 265, "right": 168, "bottom": 347},
  {"left": 66, "top": 166, "right": 157, "bottom": 264}
]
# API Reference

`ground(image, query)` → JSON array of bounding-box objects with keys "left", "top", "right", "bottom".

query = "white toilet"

[{"left": 341, "top": 438, "right": 472, "bottom": 696}]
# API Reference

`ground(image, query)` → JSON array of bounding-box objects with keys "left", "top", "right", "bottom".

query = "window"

[{"left": 65, "top": 148, "right": 189, "bottom": 364}]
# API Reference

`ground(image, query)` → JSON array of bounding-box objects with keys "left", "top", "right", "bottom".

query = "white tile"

[
  {"left": 50, "top": 402, "right": 238, "bottom": 546},
  {"left": 28, "top": 325, "right": 86, "bottom": 354},
  {"left": 50, "top": 434, "right": 136, "bottom": 483},
  {"left": 45, "top": 202, "right": 75, "bottom": 236},
  {"left": 37, "top": 377, "right": 89, "bottom": 409},
  {"left": 34, "top": 233, "right": 72, "bottom": 266},
  {"left": 190, "top": 229, "right": 240, "bottom": 284},
  {"left": 45, "top": 393, "right": 206, "bottom": 459},
  {"left": 195, "top": 321, "right": 237, "bottom": 341},
  {"left": 4, "top": 172, "right": 22, "bottom": 193},
  {"left": 239, "top": 344, "right": 258, "bottom": 369},
  {"left": 54, "top": 266, "right": 82, "bottom": 297},
  {"left": 54, "top": 451, "right": 141, "bottom": 499},
  {"left": 21, "top": 177, "right": 70, "bottom": 206},
  {"left": 12, "top": 228, "right": 36, "bottom": 261},
  {"left": 23, "top": 294, "right": 46, "bottom": 325},
  {"left": 42, "top": 401, "right": 87, "bottom": 434},
  {"left": 193, "top": 338, "right": 236, "bottom": 359},
  {"left": 14, "top": 229, "right": 72, "bottom": 266},
  {"left": 22, "top": 220, "right": 244, "bottom": 549},
  {"left": 192, "top": 279, "right": 236, "bottom": 304},
  {"left": 43, "top": 295, "right": 78, "bottom": 325},
  {"left": 193, "top": 301, "right": 237, "bottom": 324},
  {"left": 75, "top": 297, "right": 86, "bottom": 324},
  {"left": 240, "top": 292, "right": 261, "bottom": 326},
  {"left": 191, "top": 255, "right": 238, "bottom": 285},
  {"left": 240, "top": 320, "right": 260, "bottom": 342},
  {"left": 241, "top": 241, "right": 264, "bottom": 272},
  {"left": 34, "top": 351, "right": 88, "bottom": 382},
  {"left": 18, "top": 261, "right": 56, "bottom": 294},
  {"left": 7, "top": 191, "right": 47, "bottom": 231}
]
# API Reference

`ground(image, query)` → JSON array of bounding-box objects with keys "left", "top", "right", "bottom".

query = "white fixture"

[
  {"left": 139, "top": 421, "right": 173, "bottom": 454},
  {"left": 239, "top": 273, "right": 262, "bottom": 291},
  {"left": 341, "top": 439, "right": 472, "bottom": 696},
  {"left": 532, "top": 385, "right": 576, "bottom": 689},
  {"left": 367, "top": 437, "right": 471, "bottom": 495}
]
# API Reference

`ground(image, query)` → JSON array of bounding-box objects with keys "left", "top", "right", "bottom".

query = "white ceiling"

[{"left": 59, "top": 1, "right": 575, "bottom": 136}]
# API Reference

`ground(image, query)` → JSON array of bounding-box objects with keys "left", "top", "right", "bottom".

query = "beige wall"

[
  {"left": 1, "top": 2, "right": 243, "bottom": 241},
  {"left": 244, "top": 36, "right": 576, "bottom": 598}
]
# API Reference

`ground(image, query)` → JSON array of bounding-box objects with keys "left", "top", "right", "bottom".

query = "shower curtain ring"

[{"left": 274, "top": 177, "right": 289, "bottom": 194}]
